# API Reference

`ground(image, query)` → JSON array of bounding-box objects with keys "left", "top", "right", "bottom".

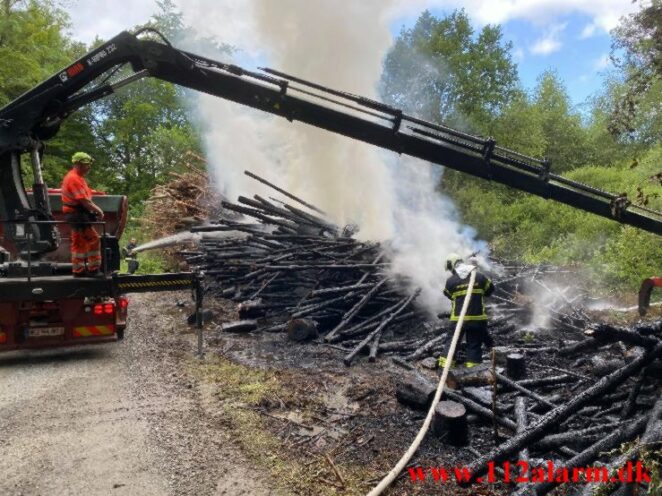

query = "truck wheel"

[{"left": 117, "top": 328, "right": 125, "bottom": 341}]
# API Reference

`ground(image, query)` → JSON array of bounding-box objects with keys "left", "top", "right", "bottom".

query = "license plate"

[{"left": 29, "top": 326, "right": 65, "bottom": 337}]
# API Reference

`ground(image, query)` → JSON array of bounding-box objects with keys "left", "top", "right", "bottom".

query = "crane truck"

[{"left": 0, "top": 28, "right": 660, "bottom": 352}]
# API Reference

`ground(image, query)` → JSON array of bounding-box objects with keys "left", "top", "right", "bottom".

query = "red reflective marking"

[{"left": 66, "top": 62, "right": 84, "bottom": 77}]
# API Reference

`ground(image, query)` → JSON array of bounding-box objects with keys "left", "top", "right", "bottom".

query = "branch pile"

[{"left": 143, "top": 152, "right": 224, "bottom": 239}]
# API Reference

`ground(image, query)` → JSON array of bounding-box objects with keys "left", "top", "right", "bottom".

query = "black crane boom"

[{"left": 1, "top": 29, "right": 659, "bottom": 258}]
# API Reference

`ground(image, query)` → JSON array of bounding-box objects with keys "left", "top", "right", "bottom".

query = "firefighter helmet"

[{"left": 445, "top": 253, "right": 462, "bottom": 272}]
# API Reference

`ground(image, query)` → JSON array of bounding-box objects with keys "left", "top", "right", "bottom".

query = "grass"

[
  {"left": 187, "top": 354, "right": 378, "bottom": 495},
  {"left": 119, "top": 251, "right": 166, "bottom": 274}
]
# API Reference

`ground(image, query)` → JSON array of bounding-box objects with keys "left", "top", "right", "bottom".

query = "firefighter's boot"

[{"left": 438, "top": 356, "right": 456, "bottom": 368}]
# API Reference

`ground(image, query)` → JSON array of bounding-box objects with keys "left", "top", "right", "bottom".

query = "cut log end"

[
  {"left": 287, "top": 318, "right": 319, "bottom": 342},
  {"left": 395, "top": 374, "right": 436, "bottom": 410},
  {"left": 506, "top": 353, "right": 527, "bottom": 380},
  {"left": 433, "top": 400, "right": 469, "bottom": 446}
]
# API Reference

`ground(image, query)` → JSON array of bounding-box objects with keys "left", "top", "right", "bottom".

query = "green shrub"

[{"left": 441, "top": 145, "right": 662, "bottom": 292}]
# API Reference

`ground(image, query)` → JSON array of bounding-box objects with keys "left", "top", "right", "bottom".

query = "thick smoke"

[{"left": 176, "top": 0, "right": 484, "bottom": 315}]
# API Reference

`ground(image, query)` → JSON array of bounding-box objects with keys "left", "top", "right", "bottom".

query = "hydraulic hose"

[{"left": 367, "top": 267, "right": 477, "bottom": 496}]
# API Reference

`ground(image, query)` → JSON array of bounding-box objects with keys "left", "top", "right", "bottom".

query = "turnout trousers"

[
  {"left": 66, "top": 213, "right": 101, "bottom": 274},
  {"left": 441, "top": 320, "right": 492, "bottom": 364}
]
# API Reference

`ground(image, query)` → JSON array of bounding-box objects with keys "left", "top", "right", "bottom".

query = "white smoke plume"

[{"left": 175, "top": 0, "right": 485, "bottom": 315}]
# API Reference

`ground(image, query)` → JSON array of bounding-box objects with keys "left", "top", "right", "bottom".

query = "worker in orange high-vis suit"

[{"left": 61, "top": 152, "right": 104, "bottom": 276}]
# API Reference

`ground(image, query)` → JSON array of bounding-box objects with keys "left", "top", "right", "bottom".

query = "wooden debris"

[
  {"left": 506, "top": 353, "right": 527, "bottom": 380},
  {"left": 433, "top": 401, "right": 468, "bottom": 446}
]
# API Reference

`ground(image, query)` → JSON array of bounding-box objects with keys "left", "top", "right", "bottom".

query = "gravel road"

[{"left": 0, "top": 292, "right": 275, "bottom": 496}]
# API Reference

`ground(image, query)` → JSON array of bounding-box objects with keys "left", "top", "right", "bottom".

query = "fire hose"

[{"left": 367, "top": 267, "right": 477, "bottom": 496}]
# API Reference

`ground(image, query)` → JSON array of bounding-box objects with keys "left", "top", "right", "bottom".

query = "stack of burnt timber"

[
  {"left": 396, "top": 317, "right": 661, "bottom": 496},
  {"left": 180, "top": 170, "right": 660, "bottom": 494},
  {"left": 181, "top": 171, "right": 436, "bottom": 365}
]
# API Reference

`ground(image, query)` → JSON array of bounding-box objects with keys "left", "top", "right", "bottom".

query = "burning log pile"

[
  {"left": 181, "top": 171, "right": 436, "bottom": 365},
  {"left": 396, "top": 317, "right": 661, "bottom": 495},
  {"left": 178, "top": 170, "right": 660, "bottom": 494}
]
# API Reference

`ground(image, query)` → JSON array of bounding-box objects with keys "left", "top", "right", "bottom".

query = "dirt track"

[{"left": 0, "top": 292, "right": 274, "bottom": 496}]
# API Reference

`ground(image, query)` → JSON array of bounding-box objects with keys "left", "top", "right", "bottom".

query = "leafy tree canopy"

[{"left": 380, "top": 9, "right": 519, "bottom": 131}]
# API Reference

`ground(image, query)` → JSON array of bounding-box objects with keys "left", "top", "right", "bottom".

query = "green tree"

[
  {"left": 531, "top": 71, "right": 590, "bottom": 171},
  {"left": 608, "top": 0, "right": 662, "bottom": 140},
  {"left": 0, "top": 0, "right": 82, "bottom": 104},
  {"left": 81, "top": 0, "right": 207, "bottom": 208},
  {"left": 485, "top": 89, "right": 546, "bottom": 157},
  {"left": 0, "top": 1, "right": 97, "bottom": 188},
  {"left": 380, "top": 9, "right": 518, "bottom": 131}
]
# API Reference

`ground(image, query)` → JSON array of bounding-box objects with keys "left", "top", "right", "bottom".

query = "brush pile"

[{"left": 142, "top": 152, "right": 223, "bottom": 239}]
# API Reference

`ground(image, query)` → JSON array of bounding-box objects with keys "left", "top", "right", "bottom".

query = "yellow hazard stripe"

[{"left": 117, "top": 280, "right": 192, "bottom": 289}]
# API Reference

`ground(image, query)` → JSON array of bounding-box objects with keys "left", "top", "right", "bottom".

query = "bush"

[{"left": 441, "top": 145, "right": 662, "bottom": 292}]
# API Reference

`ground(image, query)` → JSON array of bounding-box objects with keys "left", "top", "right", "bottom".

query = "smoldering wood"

[
  {"left": 443, "top": 389, "right": 518, "bottom": 431},
  {"left": 309, "top": 283, "right": 376, "bottom": 297},
  {"left": 237, "top": 299, "right": 268, "bottom": 319},
  {"left": 447, "top": 363, "right": 496, "bottom": 388},
  {"left": 243, "top": 170, "right": 326, "bottom": 214},
  {"left": 556, "top": 339, "right": 604, "bottom": 356},
  {"left": 368, "top": 328, "right": 384, "bottom": 362},
  {"left": 506, "top": 353, "right": 527, "bottom": 380},
  {"left": 533, "top": 415, "right": 650, "bottom": 496},
  {"left": 577, "top": 394, "right": 662, "bottom": 496},
  {"left": 495, "top": 373, "right": 557, "bottom": 410},
  {"left": 405, "top": 332, "right": 449, "bottom": 361},
  {"left": 621, "top": 370, "right": 647, "bottom": 418},
  {"left": 343, "top": 291, "right": 419, "bottom": 367},
  {"left": 336, "top": 311, "right": 418, "bottom": 342},
  {"left": 432, "top": 401, "right": 469, "bottom": 446},
  {"left": 516, "top": 375, "right": 577, "bottom": 388},
  {"left": 287, "top": 318, "right": 319, "bottom": 342},
  {"left": 585, "top": 323, "right": 660, "bottom": 348},
  {"left": 325, "top": 278, "right": 388, "bottom": 342},
  {"left": 464, "top": 342, "right": 662, "bottom": 483},
  {"left": 221, "top": 320, "right": 259, "bottom": 333},
  {"left": 514, "top": 397, "right": 530, "bottom": 463},
  {"left": 534, "top": 420, "right": 632, "bottom": 449},
  {"left": 462, "top": 386, "right": 510, "bottom": 414},
  {"left": 179, "top": 170, "right": 662, "bottom": 471},
  {"left": 395, "top": 373, "right": 436, "bottom": 410}
]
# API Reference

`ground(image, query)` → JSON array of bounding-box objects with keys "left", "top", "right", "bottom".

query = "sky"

[{"left": 62, "top": 0, "right": 639, "bottom": 107}]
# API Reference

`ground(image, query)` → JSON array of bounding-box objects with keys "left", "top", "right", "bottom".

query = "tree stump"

[
  {"left": 433, "top": 400, "right": 468, "bottom": 446},
  {"left": 395, "top": 374, "right": 436, "bottom": 410},
  {"left": 287, "top": 318, "right": 319, "bottom": 342},
  {"left": 506, "top": 353, "right": 527, "bottom": 380}
]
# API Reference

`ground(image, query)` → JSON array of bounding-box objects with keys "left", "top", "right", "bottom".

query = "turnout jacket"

[{"left": 443, "top": 270, "right": 494, "bottom": 321}]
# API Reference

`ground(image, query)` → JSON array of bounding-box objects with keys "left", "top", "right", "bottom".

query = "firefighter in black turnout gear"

[{"left": 438, "top": 254, "right": 495, "bottom": 368}]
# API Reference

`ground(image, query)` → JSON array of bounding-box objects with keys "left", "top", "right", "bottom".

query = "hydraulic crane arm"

[{"left": 1, "top": 29, "right": 660, "bottom": 258}]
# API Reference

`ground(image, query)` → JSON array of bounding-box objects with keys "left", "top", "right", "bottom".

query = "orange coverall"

[{"left": 61, "top": 169, "right": 101, "bottom": 274}]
